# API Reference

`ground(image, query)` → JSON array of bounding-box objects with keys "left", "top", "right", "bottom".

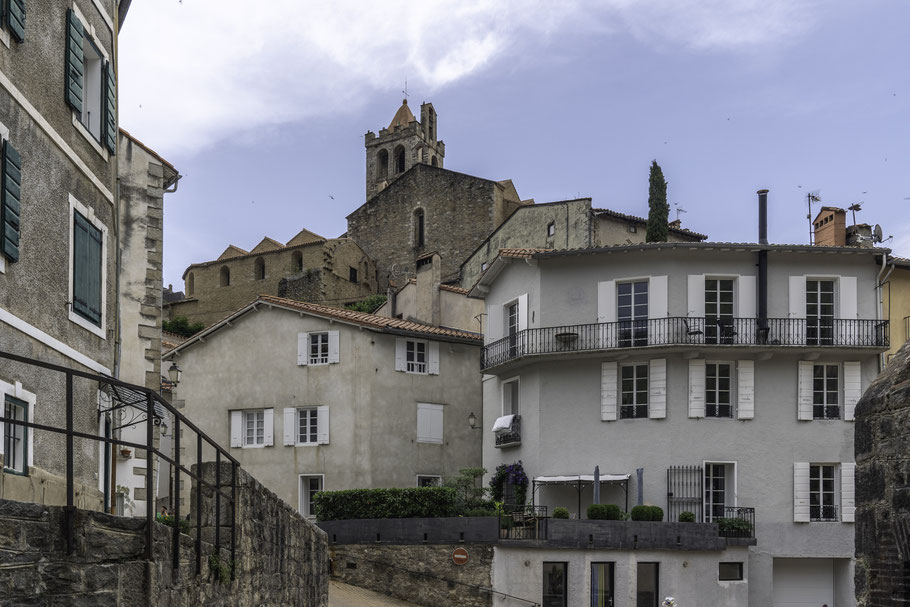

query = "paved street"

[{"left": 328, "top": 580, "right": 421, "bottom": 607}]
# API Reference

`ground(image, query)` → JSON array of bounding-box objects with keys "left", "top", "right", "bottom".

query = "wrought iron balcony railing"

[
  {"left": 714, "top": 506, "right": 756, "bottom": 539},
  {"left": 810, "top": 504, "right": 839, "bottom": 522},
  {"left": 482, "top": 317, "right": 889, "bottom": 369},
  {"left": 495, "top": 415, "right": 521, "bottom": 449}
]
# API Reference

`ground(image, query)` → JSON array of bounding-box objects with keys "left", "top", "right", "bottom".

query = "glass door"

[
  {"left": 591, "top": 562, "right": 614, "bottom": 607},
  {"left": 507, "top": 302, "right": 519, "bottom": 356},
  {"left": 704, "top": 463, "right": 726, "bottom": 522},
  {"left": 618, "top": 281, "right": 648, "bottom": 347},
  {"left": 705, "top": 279, "right": 734, "bottom": 344},
  {"left": 543, "top": 562, "right": 568, "bottom": 607},
  {"left": 806, "top": 280, "right": 835, "bottom": 345}
]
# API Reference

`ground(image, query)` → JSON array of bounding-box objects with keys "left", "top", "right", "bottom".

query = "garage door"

[{"left": 773, "top": 558, "right": 835, "bottom": 607}]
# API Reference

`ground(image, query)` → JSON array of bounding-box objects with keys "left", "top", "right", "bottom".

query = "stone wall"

[
  {"left": 855, "top": 341, "right": 910, "bottom": 606},
  {"left": 329, "top": 543, "right": 493, "bottom": 607},
  {"left": 0, "top": 463, "right": 328, "bottom": 606}
]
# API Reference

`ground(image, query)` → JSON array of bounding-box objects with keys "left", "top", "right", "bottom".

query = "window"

[
  {"left": 706, "top": 363, "right": 733, "bottom": 418},
  {"left": 64, "top": 9, "right": 115, "bottom": 153},
  {"left": 810, "top": 464, "right": 837, "bottom": 521},
  {"left": 395, "top": 145, "right": 406, "bottom": 174},
  {"left": 299, "top": 475, "right": 323, "bottom": 518},
  {"left": 292, "top": 251, "right": 303, "bottom": 273},
  {"left": 705, "top": 279, "right": 734, "bottom": 344},
  {"left": 628, "top": 224, "right": 637, "bottom": 234},
  {"left": 636, "top": 563, "right": 659, "bottom": 607},
  {"left": 243, "top": 410, "right": 264, "bottom": 447},
  {"left": 502, "top": 378, "right": 519, "bottom": 416},
  {"left": 254, "top": 257, "right": 265, "bottom": 280},
  {"left": 349, "top": 267, "right": 358, "bottom": 284},
  {"left": 542, "top": 562, "right": 567, "bottom": 607},
  {"left": 309, "top": 332, "right": 330, "bottom": 365},
  {"left": 2, "top": 0, "right": 24, "bottom": 44},
  {"left": 1, "top": 137, "right": 21, "bottom": 267},
  {"left": 507, "top": 301, "right": 519, "bottom": 355},
  {"left": 3, "top": 395, "right": 27, "bottom": 474},
  {"left": 618, "top": 281, "right": 648, "bottom": 347},
  {"left": 416, "top": 403, "right": 443, "bottom": 444},
  {"left": 297, "top": 408, "right": 318, "bottom": 444},
  {"left": 377, "top": 149, "right": 389, "bottom": 179},
  {"left": 219, "top": 265, "right": 230, "bottom": 287},
  {"left": 186, "top": 272, "right": 194, "bottom": 295},
  {"left": 620, "top": 364, "right": 648, "bottom": 419},
  {"left": 547, "top": 222, "right": 555, "bottom": 237},
  {"left": 431, "top": 155, "right": 438, "bottom": 167},
  {"left": 415, "top": 209, "right": 425, "bottom": 247},
  {"left": 481, "top": 262, "right": 488, "bottom": 272},
  {"left": 806, "top": 279, "right": 835, "bottom": 345},
  {"left": 69, "top": 196, "right": 107, "bottom": 337},
  {"left": 417, "top": 475, "right": 441, "bottom": 487},
  {"left": 704, "top": 463, "right": 728, "bottom": 522},
  {"left": 406, "top": 340, "right": 427, "bottom": 374},
  {"left": 80, "top": 36, "right": 104, "bottom": 141},
  {"left": 813, "top": 364, "right": 839, "bottom": 419},
  {"left": 591, "top": 562, "right": 614, "bottom": 606},
  {"left": 719, "top": 562, "right": 744, "bottom": 581}
]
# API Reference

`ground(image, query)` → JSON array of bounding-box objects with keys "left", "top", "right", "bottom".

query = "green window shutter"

[
  {"left": 1, "top": 140, "right": 21, "bottom": 263},
  {"left": 64, "top": 9, "right": 84, "bottom": 114},
  {"left": 7, "top": 0, "right": 25, "bottom": 43},
  {"left": 72, "top": 211, "right": 102, "bottom": 325},
  {"left": 102, "top": 61, "right": 116, "bottom": 154}
]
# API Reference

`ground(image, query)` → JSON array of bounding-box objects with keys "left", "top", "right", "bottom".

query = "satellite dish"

[{"left": 873, "top": 224, "right": 883, "bottom": 243}]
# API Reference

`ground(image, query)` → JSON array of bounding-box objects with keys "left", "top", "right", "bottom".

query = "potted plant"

[{"left": 119, "top": 447, "right": 132, "bottom": 458}]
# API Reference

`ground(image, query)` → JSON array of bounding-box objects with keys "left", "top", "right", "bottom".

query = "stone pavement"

[{"left": 328, "top": 579, "right": 422, "bottom": 606}]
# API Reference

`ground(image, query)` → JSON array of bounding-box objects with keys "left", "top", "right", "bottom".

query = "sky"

[{"left": 117, "top": 0, "right": 910, "bottom": 290}]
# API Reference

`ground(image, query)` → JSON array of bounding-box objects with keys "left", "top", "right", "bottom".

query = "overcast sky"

[{"left": 118, "top": 0, "right": 910, "bottom": 290}]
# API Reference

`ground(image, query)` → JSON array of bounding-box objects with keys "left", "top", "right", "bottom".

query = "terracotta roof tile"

[
  {"left": 440, "top": 284, "right": 469, "bottom": 294},
  {"left": 593, "top": 208, "right": 708, "bottom": 240},
  {"left": 499, "top": 248, "right": 552, "bottom": 259}
]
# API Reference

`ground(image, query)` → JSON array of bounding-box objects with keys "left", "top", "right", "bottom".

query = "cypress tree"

[{"left": 646, "top": 160, "right": 669, "bottom": 243}]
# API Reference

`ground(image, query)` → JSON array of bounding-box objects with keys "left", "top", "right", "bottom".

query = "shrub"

[
  {"left": 462, "top": 508, "right": 496, "bottom": 517},
  {"left": 552, "top": 507, "right": 570, "bottom": 519},
  {"left": 649, "top": 506, "right": 664, "bottom": 522},
  {"left": 313, "top": 487, "right": 457, "bottom": 521},
  {"left": 162, "top": 316, "right": 205, "bottom": 338},
  {"left": 157, "top": 513, "right": 190, "bottom": 534},
  {"left": 678, "top": 511, "right": 696, "bottom": 523},
  {"left": 444, "top": 467, "right": 488, "bottom": 513},
  {"left": 489, "top": 461, "right": 529, "bottom": 506},
  {"left": 587, "top": 504, "right": 622, "bottom": 520},
  {"left": 717, "top": 517, "right": 753, "bottom": 536},
  {"left": 344, "top": 294, "right": 387, "bottom": 314},
  {"left": 630, "top": 505, "right": 652, "bottom": 521}
]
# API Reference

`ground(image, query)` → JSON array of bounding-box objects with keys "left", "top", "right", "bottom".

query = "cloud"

[{"left": 118, "top": 0, "right": 826, "bottom": 156}]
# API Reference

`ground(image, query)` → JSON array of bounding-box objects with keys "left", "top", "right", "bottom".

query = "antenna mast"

[{"left": 806, "top": 191, "right": 821, "bottom": 244}]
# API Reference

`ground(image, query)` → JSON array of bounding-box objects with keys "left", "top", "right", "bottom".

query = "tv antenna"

[
  {"left": 848, "top": 202, "right": 863, "bottom": 225},
  {"left": 674, "top": 203, "right": 687, "bottom": 221},
  {"left": 806, "top": 190, "right": 821, "bottom": 244},
  {"left": 402, "top": 78, "right": 409, "bottom": 101},
  {"left": 873, "top": 224, "right": 884, "bottom": 244}
]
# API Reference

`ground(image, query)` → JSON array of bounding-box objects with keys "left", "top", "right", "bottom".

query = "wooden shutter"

[
  {"left": 283, "top": 408, "right": 296, "bottom": 446},
  {"left": 328, "top": 330, "right": 340, "bottom": 364},
  {"left": 394, "top": 338, "right": 406, "bottom": 371},
  {"left": 841, "top": 463, "right": 856, "bottom": 523},
  {"left": 517, "top": 293, "right": 528, "bottom": 331},
  {"left": 417, "top": 403, "right": 444, "bottom": 444},
  {"left": 317, "top": 406, "right": 330, "bottom": 444},
  {"left": 738, "top": 276, "right": 756, "bottom": 318},
  {"left": 788, "top": 276, "right": 806, "bottom": 318},
  {"left": 428, "top": 341, "right": 440, "bottom": 375},
  {"left": 297, "top": 333, "right": 308, "bottom": 366},
  {"left": 102, "top": 60, "right": 116, "bottom": 154},
  {"left": 843, "top": 361, "right": 861, "bottom": 421},
  {"left": 601, "top": 361, "right": 617, "bottom": 421},
  {"left": 230, "top": 411, "right": 242, "bottom": 448},
  {"left": 597, "top": 281, "right": 616, "bottom": 322},
  {"left": 65, "top": 9, "right": 84, "bottom": 113},
  {"left": 1, "top": 140, "right": 21, "bottom": 263},
  {"left": 839, "top": 277, "right": 858, "bottom": 319},
  {"left": 72, "top": 211, "right": 102, "bottom": 325},
  {"left": 263, "top": 408, "right": 274, "bottom": 447},
  {"left": 688, "top": 359, "right": 706, "bottom": 418},
  {"left": 485, "top": 302, "right": 502, "bottom": 342},
  {"left": 648, "top": 359, "right": 666, "bottom": 419},
  {"left": 797, "top": 361, "right": 814, "bottom": 421},
  {"left": 793, "top": 462, "right": 810, "bottom": 522},
  {"left": 6, "top": 0, "right": 25, "bottom": 43},
  {"left": 737, "top": 360, "right": 755, "bottom": 420},
  {"left": 649, "top": 276, "right": 668, "bottom": 318},
  {"left": 687, "top": 275, "right": 704, "bottom": 318}
]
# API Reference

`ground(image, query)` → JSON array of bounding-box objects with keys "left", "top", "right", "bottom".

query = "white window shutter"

[
  {"left": 597, "top": 281, "right": 616, "bottom": 323},
  {"left": 687, "top": 275, "right": 705, "bottom": 318},
  {"left": 794, "top": 462, "right": 810, "bottom": 522},
  {"left": 486, "top": 303, "right": 502, "bottom": 342},
  {"left": 417, "top": 403, "right": 444, "bottom": 444},
  {"left": 328, "top": 330, "right": 340, "bottom": 364},
  {"left": 395, "top": 338, "right": 406, "bottom": 372},
  {"left": 649, "top": 276, "right": 668, "bottom": 319},
  {"left": 839, "top": 277, "right": 858, "bottom": 320},
  {"left": 601, "top": 361, "right": 617, "bottom": 421},
  {"left": 428, "top": 341, "right": 440, "bottom": 375},
  {"left": 297, "top": 333, "right": 309, "bottom": 366},
  {"left": 649, "top": 359, "right": 666, "bottom": 419},
  {"left": 317, "top": 406, "right": 330, "bottom": 444},
  {"left": 688, "top": 359, "right": 706, "bottom": 418},
  {"left": 788, "top": 276, "right": 806, "bottom": 318},
  {"left": 517, "top": 293, "right": 529, "bottom": 331},
  {"left": 263, "top": 408, "right": 274, "bottom": 447},
  {"left": 283, "top": 408, "right": 296, "bottom": 446},
  {"left": 230, "top": 411, "right": 242, "bottom": 448},
  {"left": 738, "top": 276, "right": 756, "bottom": 319},
  {"left": 844, "top": 361, "right": 861, "bottom": 421},
  {"left": 797, "top": 361, "right": 814, "bottom": 421},
  {"left": 737, "top": 360, "right": 755, "bottom": 420},
  {"left": 841, "top": 463, "right": 856, "bottom": 522}
]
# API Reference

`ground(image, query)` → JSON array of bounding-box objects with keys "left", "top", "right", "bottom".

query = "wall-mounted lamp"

[
  {"left": 468, "top": 412, "right": 481, "bottom": 430},
  {"left": 167, "top": 362, "right": 183, "bottom": 386}
]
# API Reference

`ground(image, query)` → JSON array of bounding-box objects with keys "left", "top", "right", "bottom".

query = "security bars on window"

[
  {"left": 406, "top": 340, "right": 427, "bottom": 374},
  {"left": 309, "top": 332, "right": 329, "bottom": 365}
]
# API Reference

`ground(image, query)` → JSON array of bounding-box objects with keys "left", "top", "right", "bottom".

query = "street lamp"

[
  {"left": 468, "top": 412, "right": 481, "bottom": 430},
  {"left": 167, "top": 362, "right": 182, "bottom": 385}
]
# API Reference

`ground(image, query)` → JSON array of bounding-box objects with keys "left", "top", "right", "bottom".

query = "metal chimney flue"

[
  {"left": 757, "top": 189, "right": 769, "bottom": 245},
  {"left": 756, "top": 189, "right": 769, "bottom": 339}
]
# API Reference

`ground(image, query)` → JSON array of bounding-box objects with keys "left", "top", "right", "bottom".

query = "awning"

[
  {"left": 533, "top": 474, "right": 630, "bottom": 485},
  {"left": 102, "top": 383, "right": 169, "bottom": 426}
]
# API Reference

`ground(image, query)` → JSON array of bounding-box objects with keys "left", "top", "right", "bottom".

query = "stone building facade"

[{"left": 167, "top": 233, "right": 377, "bottom": 327}]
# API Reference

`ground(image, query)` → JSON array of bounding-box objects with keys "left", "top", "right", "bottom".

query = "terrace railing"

[
  {"left": 500, "top": 504, "right": 548, "bottom": 540},
  {"left": 482, "top": 317, "right": 889, "bottom": 369},
  {"left": 716, "top": 506, "right": 756, "bottom": 539}
]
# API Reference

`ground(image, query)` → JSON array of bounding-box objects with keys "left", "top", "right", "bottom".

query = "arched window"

[
  {"left": 219, "top": 266, "right": 230, "bottom": 287},
  {"left": 186, "top": 272, "right": 195, "bottom": 296},
  {"left": 254, "top": 257, "right": 265, "bottom": 280},
  {"left": 431, "top": 155, "right": 437, "bottom": 167},
  {"left": 414, "top": 209, "right": 425, "bottom": 247},
  {"left": 394, "top": 145, "right": 406, "bottom": 174},
  {"left": 377, "top": 149, "right": 389, "bottom": 179},
  {"left": 292, "top": 251, "right": 303, "bottom": 273}
]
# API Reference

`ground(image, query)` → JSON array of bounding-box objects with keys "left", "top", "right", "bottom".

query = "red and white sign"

[{"left": 452, "top": 547, "right": 469, "bottom": 566}]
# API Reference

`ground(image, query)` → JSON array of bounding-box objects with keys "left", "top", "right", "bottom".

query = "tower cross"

[{"left": 402, "top": 78, "right": 409, "bottom": 101}]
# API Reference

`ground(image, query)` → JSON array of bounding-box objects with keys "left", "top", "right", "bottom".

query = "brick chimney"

[{"left": 813, "top": 207, "right": 846, "bottom": 246}]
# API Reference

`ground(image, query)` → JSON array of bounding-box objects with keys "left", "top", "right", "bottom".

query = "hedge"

[
  {"left": 313, "top": 487, "right": 457, "bottom": 521},
  {"left": 587, "top": 504, "right": 623, "bottom": 520},
  {"left": 631, "top": 505, "right": 664, "bottom": 521},
  {"left": 552, "top": 507, "right": 570, "bottom": 519},
  {"left": 678, "top": 511, "right": 696, "bottom": 522}
]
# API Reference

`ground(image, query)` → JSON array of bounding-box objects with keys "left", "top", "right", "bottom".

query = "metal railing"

[
  {"left": 811, "top": 504, "right": 839, "bottom": 522},
  {"left": 482, "top": 317, "right": 890, "bottom": 368},
  {"left": 499, "top": 504, "right": 548, "bottom": 540},
  {"left": 494, "top": 415, "right": 521, "bottom": 448},
  {"left": 715, "top": 506, "right": 755, "bottom": 538},
  {"left": 0, "top": 350, "right": 239, "bottom": 578}
]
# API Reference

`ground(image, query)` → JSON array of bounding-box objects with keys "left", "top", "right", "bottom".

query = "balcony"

[
  {"left": 716, "top": 507, "right": 755, "bottom": 539},
  {"left": 482, "top": 317, "right": 889, "bottom": 370},
  {"left": 811, "top": 504, "right": 839, "bottom": 522},
  {"left": 495, "top": 415, "right": 521, "bottom": 449}
]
